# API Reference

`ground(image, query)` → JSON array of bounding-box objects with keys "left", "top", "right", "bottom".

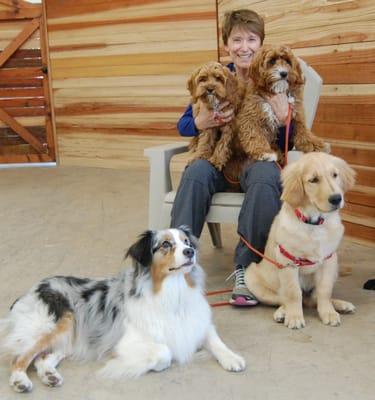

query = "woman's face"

[{"left": 224, "top": 26, "right": 262, "bottom": 70}]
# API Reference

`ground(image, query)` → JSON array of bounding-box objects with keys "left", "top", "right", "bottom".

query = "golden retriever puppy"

[
  {"left": 245, "top": 152, "right": 356, "bottom": 329},
  {"left": 235, "top": 45, "right": 326, "bottom": 163},
  {"left": 187, "top": 61, "right": 245, "bottom": 170}
]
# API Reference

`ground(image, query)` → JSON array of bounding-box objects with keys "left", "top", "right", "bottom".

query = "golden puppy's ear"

[
  {"left": 281, "top": 162, "right": 306, "bottom": 208},
  {"left": 333, "top": 156, "right": 356, "bottom": 192}
]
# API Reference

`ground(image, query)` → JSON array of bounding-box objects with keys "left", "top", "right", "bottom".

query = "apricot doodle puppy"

[
  {"left": 187, "top": 61, "right": 245, "bottom": 170},
  {"left": 245, "top": 152, "right": 356, "bottom": 329},
  {"left": 235, "top": 45, "right": 326, "bottom": 164}
]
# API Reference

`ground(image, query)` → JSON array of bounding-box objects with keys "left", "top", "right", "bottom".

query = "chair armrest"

[{"left": 144, "top": 142, "right": 189, "bottom": 228}]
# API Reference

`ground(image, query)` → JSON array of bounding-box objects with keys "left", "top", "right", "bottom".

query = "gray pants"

[{"left": 170, "top": 159, "right": 281, "bottom": 267}]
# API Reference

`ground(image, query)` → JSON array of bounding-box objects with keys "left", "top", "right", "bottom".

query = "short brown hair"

[{"left": 221, "top": 9, "right": 265, "bottom": 45}]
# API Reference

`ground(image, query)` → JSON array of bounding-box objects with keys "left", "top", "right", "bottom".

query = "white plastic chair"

[{"left": 144, "top": 59, "right": 323, "bottom": 247}]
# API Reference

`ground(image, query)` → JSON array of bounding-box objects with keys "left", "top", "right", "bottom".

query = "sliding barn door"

[{"left": 0, "top": 0, "right": 55, "bottom": 164}]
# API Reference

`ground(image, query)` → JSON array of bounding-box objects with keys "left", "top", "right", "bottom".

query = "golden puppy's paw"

[
  {"left": 258, "top": 152, "right": 278, "bottom": 162},
  {"left": 332, "top": 299, "right": 356, "bottom": 314},
  {"left": 273, "top": 306, "right": 286, "bottom": 323},
  {"left": 284, "top": 311, "right": 305, "bottom": 329},
  {"left": 319, "top": 309, "right": 341, "bottom": 326}
]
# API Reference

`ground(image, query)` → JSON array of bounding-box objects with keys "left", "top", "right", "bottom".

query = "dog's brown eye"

[
  {"left": 161, "top": 241, "right": 172, "bottom": 249},
  {"left": 198, "top": 76, "right": 207, "bottom": 83},
  {"left": 309, "top": 177, "right": 319, "bottom": 183},
  {"left": 269, "top": 57, "right": 277, "bottom": 66},
  {"left": 283, "top": 57, "right": 292, "bottom": 66},
  {"left": 332, "top": 172, "right": 338, "bottom": 178},
  {"left": 215, "top": 75, "right": 225, "bottom": 84}
]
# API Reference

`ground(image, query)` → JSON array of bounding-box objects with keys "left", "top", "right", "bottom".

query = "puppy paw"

[
  {"left": 273, "top": 306, "right": 286, "bottom": 323},
  {"left": 217, "top": 350, "right": 246, "bottom": 372},
  {"left": 333, "top": 300, "right": 355, "bottom": 314},
  {"left": 284, "top": 313, "right": 305, "bottom": 329},
  {"left": 10, "top": 371, "right": 33, "bottom": 393},
  {"left": 320, "top": 309, "right": 341, "bottom": 326},
  {"left": 258, "top": 152, "right": 278, "bottom": 162}
]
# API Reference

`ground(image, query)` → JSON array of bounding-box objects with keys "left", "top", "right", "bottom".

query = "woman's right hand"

[{"left": 194, "top": 101, "right": 233, "bottom": 130}]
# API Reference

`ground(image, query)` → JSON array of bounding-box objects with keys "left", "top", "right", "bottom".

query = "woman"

[{"left": 171, "top": 9, "right": 294, "bottom": 306}]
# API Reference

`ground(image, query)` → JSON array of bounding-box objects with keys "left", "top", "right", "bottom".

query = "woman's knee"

[
  {"left": 243, "top": 161, "right": 280, "bottom": 186},
  {"left": 182, "top": 159, "right": 218, "bottom": 185}
]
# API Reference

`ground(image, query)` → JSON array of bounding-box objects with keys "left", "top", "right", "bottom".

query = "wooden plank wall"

[
  {"left": 44, "top": 0, "right": 217, "bottom": 169},
  {"left": 218, "top": 0, "right": 374, "bottom": 244}
]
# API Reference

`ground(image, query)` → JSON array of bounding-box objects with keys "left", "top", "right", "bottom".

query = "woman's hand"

[
  {"left": 194, "top": 101, "right": 234, "bottom": 130},
  {"left": 267, "top": 93, "right": 289, "bottom": 126}
]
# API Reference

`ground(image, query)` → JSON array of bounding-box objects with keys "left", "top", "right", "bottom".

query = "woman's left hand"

[{"left": 267, "top": 93, "right": 289, "bottom": 126}]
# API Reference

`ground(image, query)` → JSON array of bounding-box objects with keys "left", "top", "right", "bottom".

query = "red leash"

[{"left": 206, "top": 289, "right": 232, "bottom": 308}]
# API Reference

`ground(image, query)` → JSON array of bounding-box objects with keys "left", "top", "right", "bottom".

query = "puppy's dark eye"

[
  {"left": 332, "top": 172, "right": 338, "bottom": 178},
  {"left": 283, "top": 57, "right": 292, "bottom": 66},
  {"left": 215, "top": 75, "right": 225, "bottom": 84},
  {"left": 309, "top": 176, "right": 319, "bottom": 183},
  {"left": 268, "top": 57, "right": 277, "bottom": 66},
  {"left": 197, "top": 76, "right": 207, "bottom": 83}
]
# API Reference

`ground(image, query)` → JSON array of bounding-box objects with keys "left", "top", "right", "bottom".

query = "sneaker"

[{"left": 227, "top": 266, "right": 258, "bottom": 307}]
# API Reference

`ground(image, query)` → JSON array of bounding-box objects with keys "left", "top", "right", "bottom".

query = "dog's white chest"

[{"left": 126, "top": 278, "right": 211, "bottom": 364}]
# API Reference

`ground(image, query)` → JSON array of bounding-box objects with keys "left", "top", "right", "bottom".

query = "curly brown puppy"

[
  {"left": 235, "top": 45, "right": 325, "bottom": 164},
  {"left": 187, "top": 61, "right": 245, "bottom": 170}
]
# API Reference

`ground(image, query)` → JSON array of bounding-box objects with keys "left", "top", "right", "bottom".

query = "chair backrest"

[{"left": 299, "top": 58, "right": 322, "bottom": 129}]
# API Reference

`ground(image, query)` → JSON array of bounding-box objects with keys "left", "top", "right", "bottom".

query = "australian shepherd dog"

[{"left": 0, "top": 227, "right": 245, "bottom": 393}]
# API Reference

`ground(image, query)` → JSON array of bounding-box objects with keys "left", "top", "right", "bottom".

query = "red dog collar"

[
  {"left": 295, "top": 209, "right": 324, "bottom": 225},
  {"left": 279, "top": 244, "right": 333, "bottom": 267}
]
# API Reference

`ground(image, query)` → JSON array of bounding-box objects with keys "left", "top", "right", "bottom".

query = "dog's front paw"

[
  {"left": 217, "top": 350, "right": 246, "bottom": 372},
  {"left": 284, "top": 312, "right": 305, "bottom": 329},
  {"left": 333, "top": 299, "right": 355, "bottom": 314},
  {"left": 319, "top": 309, "right": 341, "bottom": 326},
  {"left": 10, "top": 371, "right": 33, "bottom": 393},
  {"left": 258, "top": 152, "right": 278, "bottom": 162}
]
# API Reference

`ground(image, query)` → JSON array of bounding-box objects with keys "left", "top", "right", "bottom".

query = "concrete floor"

[{"left": 0, "top": 165, "right": 374, "bottom": 400}]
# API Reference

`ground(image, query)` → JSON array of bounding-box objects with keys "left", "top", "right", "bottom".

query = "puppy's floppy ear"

[
  {"left": 224, "top": 69, "right": 239, "bottom": 103},
  {"left": 126, "top": 230, "right": 155, "bottom": 267},
  {"left": 178, "top": 225, "right": 199, "bottom": 249},
  {"left": 290, "top": 50, "right": 305, "bottom": 86},
  {"left": 187, "top": 66, "right": 200, "bottom": 99},
  {"left": 281, "top": 161, "right": 306, "bottom": 208},
  {"left": 333, "top": 156, "right": 356, "bottom": 192},
  {"left": 250, "top": 47, "right": 267, "bottom": 89}
]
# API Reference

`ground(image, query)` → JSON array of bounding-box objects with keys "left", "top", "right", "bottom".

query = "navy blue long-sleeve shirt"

[{"left": 177, "top": 63, "right": 294, "bottom": 151}]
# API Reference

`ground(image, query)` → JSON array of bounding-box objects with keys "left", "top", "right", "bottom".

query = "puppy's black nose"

[
  {"left": 329, "top": 194, "right": 342, "bottom": 206},
  {"left": 206, "top": 88, "right": 214, "bottom": 94},
  {"left": 183, "top": 248, "right": 194, "bottom": 258},
  {"left": 280, "top": 71, "right": 288, "bottom": 78}
]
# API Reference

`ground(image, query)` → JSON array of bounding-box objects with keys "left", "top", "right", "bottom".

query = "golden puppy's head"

[
  {"left": 187, "top": 61, "right": 239, "bottom": 106},
  {"left": 250, "top": 45, "right": 304, "bottom": 94},
  {"left": 281, "top": 152, "right": 356, "bottom": 212}
]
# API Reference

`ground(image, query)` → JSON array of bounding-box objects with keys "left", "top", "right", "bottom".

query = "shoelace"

[{"left": 225, "top": 267, "right": 246, "bottom": 288}]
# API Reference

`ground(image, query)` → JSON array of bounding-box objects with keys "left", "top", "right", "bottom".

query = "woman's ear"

[{"left": 281, "top": 162, "right": 306, "bottom": 208}]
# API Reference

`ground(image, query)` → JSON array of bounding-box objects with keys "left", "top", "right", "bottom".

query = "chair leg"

[{"left": 207, "top": 223, "right": 223, "bottom": 248}]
